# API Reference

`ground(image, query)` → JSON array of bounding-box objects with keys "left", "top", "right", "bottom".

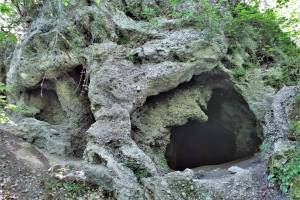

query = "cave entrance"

[
  {"left": 165, "top": 88, "right": 262, "bottom": 171},
  {"left": 25, "top": 85, "right": 67, "bottom": 125}
]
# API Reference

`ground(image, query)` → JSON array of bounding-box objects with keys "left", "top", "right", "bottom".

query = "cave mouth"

[
  {"left": 165, "top": 88, "right": 262, "bottom": 171},
  {"left": 25, "top": 86, "right": 67, "bottom": 125}
]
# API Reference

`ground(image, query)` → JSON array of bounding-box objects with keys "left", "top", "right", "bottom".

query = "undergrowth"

[
  {"left": 123, "top": 160, "right": 152, "bottom": 183},
  {"left": 268, "top": 150, "right": 300, "bottom": 194},
  {"left": 0, "top": 82, "right": 18, "bottom": 123},
  {"left": 289, "top": 93, "right": 300, "bottom": 140},
  {"left": 224, "top": 3, "right": 300, "bottom": 88},
  {"left": 43, "top": 176, "right": 91, "bottom": 197}
]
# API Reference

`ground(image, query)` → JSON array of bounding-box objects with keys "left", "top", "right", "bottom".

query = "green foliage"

[
  {"left": 263, "top": 68, "right": 285, "bottom": 88},
  {"left": 9, "top": 0, "right": 40, "bottom": 18},
  {"left": 231, "top": 66, "right": 246, "bottom": 78},
  {"left": 259, "top": 143, "right": 270, "bottom": 152},
  {"left": 123, "top": 160, "right": 152, "bottom": 182},
  {"left": 160, "top": 158, "right": 169, "bottom": 173},
  {"left": 269, "top": 150, "right": 300, "bottom": 194},
  {"left": 95, "top": 0, "right": 101, "bottom": 5},
  {"left": 61, "top": 0, "right": 70, "bottom": 6},
  {"left": 290, "top": 121, "right": 300, "bottom": 138},
  {"left": 0, "top": 32, "right": 17, "bottom": 43},
  {"left": 0, "top": 3, "right": 13, "bottom": 15},
  {"left": 141, "top": 7, "right": 157, "bottom": 21},
  {"left": 0, "top": 2, "right": 17, "bottom": 44},
  {"left": 288, "top": 93, "right": 300, "bottom": 141},
  {"left": 62, "top": 182, "right": 86, "bottom": 194},
  {"left": 171, "top": 0, "right": 231, "bottom": 36},
  {"left": 294, "top": 94, "right": 300, "bottom": 104},
  {"left": 169, "top": 0, "right": 182, "bottom": 6},
  {"left": 124, "top": 0, "right": 229, "bottom": 34},
  {"left": 191, "top": 0, "right": 229, "bottom": 33},
  {"left": 44, "top": 176, "right": 89, "bottom": 196},
  {"left": 276, "top": 0, "right": 290, "bottom": 7},
  {"left": 126, "top": 52, "right": 136, "bottom": 61},
  {"left": 0, "top": 82, "right": 17, "bottom": 123},
  {"left": 225, "top": 3, "right": 300, "bottom": 88}
]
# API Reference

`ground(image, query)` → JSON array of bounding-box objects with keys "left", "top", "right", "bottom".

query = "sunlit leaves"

[
  {"left": 95, "top": 0, "right": 101, "bottom": 5},
  {"left": 0, "top": 32, "right": 17, "bottom": 43},
  {"left": 276, "top": 0, "right": 290, "bottom": 7},
  {"left": 61, "top": 0, "right": 70, "bottom": 6},
  {"left": 0, "top": 3, "right": 13, "bottom": 15},
  {"left": 0, "top": 82, "right": 18, "bottom": 123},
  {"left": 269, "top": 151, "right": 300, "bottom": 194}
]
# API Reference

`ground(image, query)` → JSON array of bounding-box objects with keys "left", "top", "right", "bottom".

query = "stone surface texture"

[{"left": 1, "top": 0, "right": 298, "bottom": 199}]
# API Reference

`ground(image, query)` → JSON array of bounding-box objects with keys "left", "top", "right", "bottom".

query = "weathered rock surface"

[{"left": 1, "top": 0, "right": 299, "bottom": 199}]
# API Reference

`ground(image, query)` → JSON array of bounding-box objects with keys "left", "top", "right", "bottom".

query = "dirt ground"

[{"left": 0, "top": 131, "right": 49, "bottom": 200}]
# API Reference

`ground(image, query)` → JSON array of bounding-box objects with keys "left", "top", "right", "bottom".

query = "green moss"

[{"left": 123, "top": 160, "right": 152, "bottom": 182}]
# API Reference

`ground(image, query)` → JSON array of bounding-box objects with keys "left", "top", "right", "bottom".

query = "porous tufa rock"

[{"left": 4, "top": 0, "right": 299, "bottom": 199}]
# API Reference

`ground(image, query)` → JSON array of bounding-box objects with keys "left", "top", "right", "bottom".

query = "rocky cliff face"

[{"left": 2, "top": 0, "right": 299, "bottom": 199}]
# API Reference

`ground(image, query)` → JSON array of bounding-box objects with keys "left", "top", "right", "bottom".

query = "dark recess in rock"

[
  {"left": 165, "top": 88, "right": 262, "bottom": 171},
  {"left": 26, "top": 86, "right": 67, "bottom": 125}
]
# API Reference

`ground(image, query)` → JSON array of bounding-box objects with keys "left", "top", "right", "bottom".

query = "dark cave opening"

[
  {"left": 66, "top": 65, "right": 90, "bottom": 93},
  {"left": 165, "top": 88, "right": 262, "bottom": 171},
  {"left": 24, "top": 66, "right": 95, "bottom": 158},
  {"left": 25, "top": 86, "right": 67, "bottom": 125}
]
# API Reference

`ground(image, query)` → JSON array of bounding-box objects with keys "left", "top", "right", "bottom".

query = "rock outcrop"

[{"left": 1, "top": 0, "right": 298, "bottom": 199}]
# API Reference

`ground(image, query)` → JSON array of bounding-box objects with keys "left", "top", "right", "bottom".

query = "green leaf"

[
  {"left": 5, "top": 104, "right": 17, "bottom": 111},
  {"left": 61, "top": 0, "right": 70, "bottom": 6},
  {"left": 0, "top": 3, "right": 13, "bottom": 15},
  {"left": 0, "top": 32, "right": 17, "bottom": 43}
]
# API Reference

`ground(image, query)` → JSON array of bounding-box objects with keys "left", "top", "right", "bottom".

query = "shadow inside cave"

[{"left": 165, "top": 88, "right": 262, "bottom": 171}]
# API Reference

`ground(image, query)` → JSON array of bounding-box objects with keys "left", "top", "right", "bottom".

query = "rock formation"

[{"left": 1, "top": 0, "right": 299, "bottom": 199}]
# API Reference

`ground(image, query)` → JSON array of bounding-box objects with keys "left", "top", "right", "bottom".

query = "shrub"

[
  {"left": 290, "top": 121, "right": 300, "bottom": 139},
  {"left": 0, "top": 82, "right": 17, "bottom": 123},
  {"left": 288, "top": 93, "right": 300, "bottom": 139},
  {"left": 294, "top": 94, "right": 300, "bottom": 104},
  {"left": 141, "top": 7, "right": 157, "bottom": 21},
  {"left": 62, "top": 182, "right": 86, "bottom": 194},
  {"left": 268, "top": 150, "right": 300, "bottom": 194},
  {"left": 259, "top": 143, "right": 270, "bottom": 152},
  {"left": 225, "top": 3, "right": 300, "bottom": 88},
  {"left": 232, "top": 66, "right": 246, "bottom": 78}
]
